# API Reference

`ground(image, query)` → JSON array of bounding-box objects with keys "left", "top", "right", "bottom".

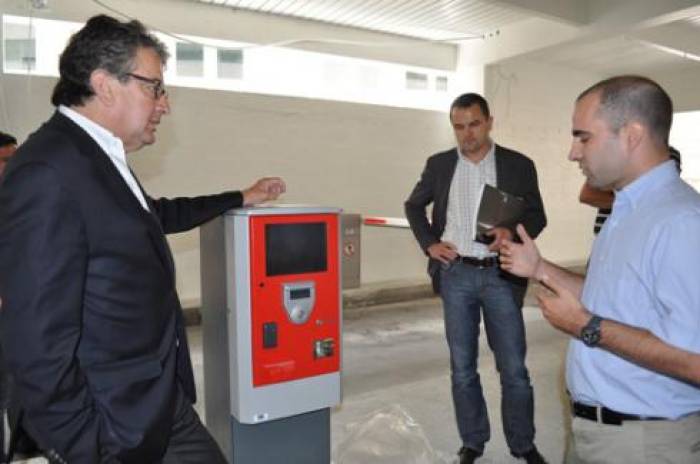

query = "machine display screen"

[
  {"left": 289, "top": 288, "right": 311, "bottom": 300},
  {"left": 265, "top": 222, "right": 327, "bottom": 276}
]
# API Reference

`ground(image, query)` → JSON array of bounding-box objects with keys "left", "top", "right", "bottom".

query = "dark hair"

[
  {"left": 51, "top": 14, "right": 169, "bottom": 107},
  {"left": 0, "top": 132, "right": 17, "bottom": 147},
  {"left": 450, "top": 93, "right": 490, "bottom": 119},
  {"left": 577, "top": 76, "right": 672, "bottom": 148}
]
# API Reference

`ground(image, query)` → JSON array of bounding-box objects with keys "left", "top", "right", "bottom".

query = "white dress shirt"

[
  {"left": 442, "top": 141, "right": 497, "bottom": 258},
  {"left": 58, "top": 105, "right": 149, "bottom": 210}
]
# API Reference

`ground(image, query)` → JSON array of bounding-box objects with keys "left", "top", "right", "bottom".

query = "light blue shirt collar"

[{"left": 614, "top": 160, "right": 677, "bottom": 211}]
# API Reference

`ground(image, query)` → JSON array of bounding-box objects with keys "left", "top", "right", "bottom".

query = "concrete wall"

[
  {"left": 0, "top": 0, "right": 615, "bottom": 306},
  {"left": 0, "top": 0, "right": 465, "bottom": 306},
  {"left": 485, "top": 57, "right": 604, "bottom": 264},
  {"left": 0, "top": 73, "right": 456, "bottom": 305}
]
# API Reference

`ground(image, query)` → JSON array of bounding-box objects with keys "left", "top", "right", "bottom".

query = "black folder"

[{"left": 474, "top": 184, "right": 525, "bottom": 244}]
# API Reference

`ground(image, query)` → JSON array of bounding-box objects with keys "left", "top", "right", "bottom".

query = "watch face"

[
  {"left": 582, "top": 329, "right": 600, "bottom": 347},
  {"left": 581, "top": 316, "right": 602, "bottom": 347}
]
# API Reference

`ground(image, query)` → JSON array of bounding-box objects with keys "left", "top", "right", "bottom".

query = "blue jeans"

[{"left": 440, "top": 262, "right": 534, "bottom": 455}]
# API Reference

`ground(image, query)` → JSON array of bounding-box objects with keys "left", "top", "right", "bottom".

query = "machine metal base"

[{"left": 230, "top": 408, "right": 330, "bottom": 464}]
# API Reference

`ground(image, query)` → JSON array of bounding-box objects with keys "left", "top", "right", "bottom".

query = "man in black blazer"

[
  {"left": 0, "top": 15, "right": 284, "bottom": 464},
  {"left": 405, "top": 93, "right": 547, "bottom": 464}
]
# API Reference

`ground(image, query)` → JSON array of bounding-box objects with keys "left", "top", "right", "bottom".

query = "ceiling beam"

[
  {"left": 460, "top": 0, "right": 700, "bottom": 66},
  {"left": 630, "top": 22, "right": 700, "bottom": 61},
  {"left": 585, "top": 0, "right": 700, "bottom": 31},
  {"left": 490, "top": 0, "right": 588, "bottom": 25}
]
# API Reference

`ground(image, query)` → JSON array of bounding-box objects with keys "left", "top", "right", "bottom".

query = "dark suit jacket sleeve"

[
  {"left": 405, "top": 159, "right": 439, "bottom": 253},
  {"left": 150, "top": 191, "right": 243, "bottom": 234},
  {"left": 517, "top": 157, "right": 547, "bottom": 240},
  {"left": 0, "top": 162, "right": 102, "bottom": 463}
]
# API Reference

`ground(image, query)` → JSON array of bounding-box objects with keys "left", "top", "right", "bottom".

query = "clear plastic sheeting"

[{"left": 333, "top": 404, "right": 452, "bottom": 464}]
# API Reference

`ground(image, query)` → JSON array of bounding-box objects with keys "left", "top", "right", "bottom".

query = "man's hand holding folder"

[{"left": 474, "top": 184, "right": 526, "bottom": 250}]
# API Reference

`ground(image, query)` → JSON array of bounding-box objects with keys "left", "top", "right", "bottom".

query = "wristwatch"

[{"left": 580, "top": 315, "right": 603, "bottom": 347}]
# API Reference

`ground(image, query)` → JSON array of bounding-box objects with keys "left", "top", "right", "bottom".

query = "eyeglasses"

[{"left": 124, "top": 72, "right": 167, "bottom": 99}]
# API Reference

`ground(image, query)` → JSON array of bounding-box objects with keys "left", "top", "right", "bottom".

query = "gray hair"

[{"left": 51, "top": 14, "right": 169, "bottom": 107}]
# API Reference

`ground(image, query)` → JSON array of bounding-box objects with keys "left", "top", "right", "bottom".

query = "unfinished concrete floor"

[
  {"left": 326, "top": 298, "right": 571, "bottom": 464},
  {"left": 17, "top": 297, "right": 570, "bottom": 464}
]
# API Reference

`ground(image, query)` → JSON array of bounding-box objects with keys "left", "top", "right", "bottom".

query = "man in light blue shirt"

[{"left": 500, "top": 75, "right": 700, "bottom": 464}]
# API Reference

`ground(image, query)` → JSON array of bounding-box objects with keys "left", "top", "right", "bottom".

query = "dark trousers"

[
  {"left": 42, "top": 386, "right": 226, "bottom": 464},
  {"left": 440, "top": 263, "right": 535, "bottom": 455},
  {"left": 160, "top": 388, "right": 227, "bottom": 464},
  {"left": 0, "top": 343, "right": 7, "bottom": 464},
  {"left": 0, "top": 408, "right": 4, "bottom": 464}
]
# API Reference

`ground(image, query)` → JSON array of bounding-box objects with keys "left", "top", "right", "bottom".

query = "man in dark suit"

[
  {"left": 405, "top": 93, "right": 547, "bottom": 464},
  {"left": 0, "top": 15, "right": 284, "bottom": 464}
]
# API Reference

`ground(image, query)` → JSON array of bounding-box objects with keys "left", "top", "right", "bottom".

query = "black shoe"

[
  {"left": 458, "top": 446, "right": 483, "bottom": 464},
  {"left": 513, "top": 446, "right": 548, "bottom": 464}
]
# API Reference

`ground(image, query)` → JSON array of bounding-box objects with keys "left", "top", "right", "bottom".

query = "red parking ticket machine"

[{"left": 201, "top": 205, "right": 342, "bottom": 463}]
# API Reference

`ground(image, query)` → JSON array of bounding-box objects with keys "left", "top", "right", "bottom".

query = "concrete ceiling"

[
  {"left": 526, "top": 24, "right": 700, "bottom": 76},
  {"left": 524, "top": 14, "right": 700, "bottom": 77},
  {"left": 194, "top": 0, "right": 700, "bottom": 77},
  {"left": 194, "top": 0, "right": 533, "bottom": 41}
]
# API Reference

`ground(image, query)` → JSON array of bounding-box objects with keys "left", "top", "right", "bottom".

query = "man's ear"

[
  {"left": 89, "top": 70, "right": 117, "bottom": 106},
  {"left": 622, "top": 121, "right": 644, "bottom": 153}
]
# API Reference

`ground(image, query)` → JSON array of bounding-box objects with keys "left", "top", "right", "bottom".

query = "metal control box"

[{"left": 201, "top": 205, "right": 342, "bottom": 463}]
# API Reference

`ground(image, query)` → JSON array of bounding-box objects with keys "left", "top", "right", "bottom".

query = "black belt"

[
  {"left": 571, "top": 402, "right": 666, "bottom": 425},
  {"left": 455, "top": 256, "right": 499, "bottom": 268}
]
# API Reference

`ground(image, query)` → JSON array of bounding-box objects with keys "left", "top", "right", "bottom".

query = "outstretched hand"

[
  {"left": 242, "top": 177, "right": 286, "bottom": 206},
  {"left": 499, "top": 224, "right": 542, "bottom": 279},
  {"left": 536, "top": 275, "right": 591, "bottom": 337}
]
